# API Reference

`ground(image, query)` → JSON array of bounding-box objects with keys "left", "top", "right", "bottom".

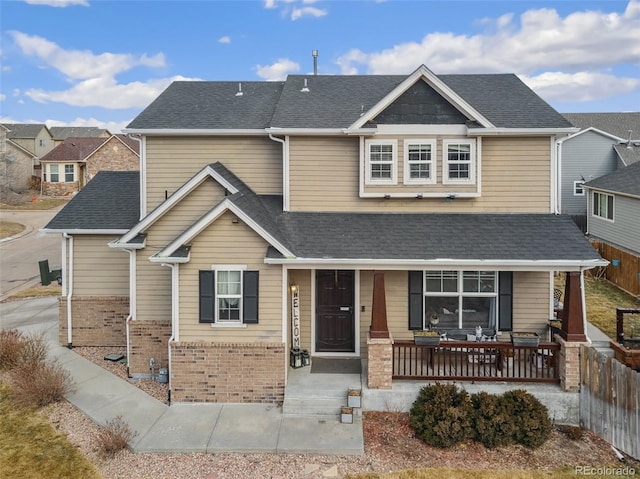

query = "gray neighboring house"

[
  {"left": 1, "top": 123, "right": 55, "bottom": 192},
  {"left": 583, "top": 160, "right": 640, "bottom": 256},
  {"left": 50, "top": 126, "right": 110, "bottom": 146},
  {"left": 557, "top": 113, "right": 640, "bottom": 227}
]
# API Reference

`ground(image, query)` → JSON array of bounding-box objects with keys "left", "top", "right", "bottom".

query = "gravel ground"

[{"left": 53, "top": 347, "right": 637, "bottom": 479}]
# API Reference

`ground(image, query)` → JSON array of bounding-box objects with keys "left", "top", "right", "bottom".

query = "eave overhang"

[
  {"left": 122, "top": 128, "right": 268, "bottom": 136},
  {"left": 41, "top": 228, "right": 129, "bottom": 235},
  {"left": 467, "top": 127, "right": 579, "bottom": 137}
]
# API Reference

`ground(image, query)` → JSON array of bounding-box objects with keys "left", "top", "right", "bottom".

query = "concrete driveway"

[{"left": 0, "top": 207, "right": 63, "bottom": 301}]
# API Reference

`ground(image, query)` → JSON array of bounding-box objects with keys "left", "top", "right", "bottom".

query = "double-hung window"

[
  {"left": 592, "top": 192, "right": 614, "bottom": 221},
  {"left": 366, "top": 139, "right": 397, "bottom": 185},
  {"left": 49, "top": 164, "right": 59, "bottom": 183},
  {"left": 404, "top": 140, "right": 436, "bottom": 184},
  {"left": 199, "top": 267, "right": 259, "bottom": 325},
  {"left": 423, "top": 271, "right": 497, "bottom": 330},
  {"left": 64, "top": 165, "right": 74, "bottom": 183},
  {"left": 443, "top": 140, "right": 475, "bottom": 184}
]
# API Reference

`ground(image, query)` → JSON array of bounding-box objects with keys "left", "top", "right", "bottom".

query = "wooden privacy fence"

[
  {"left": 591, "top": 241, "right": 640, "bottom": 296},
  {"left": 580, "top": 346, "right": 640, "bottom": 460}
]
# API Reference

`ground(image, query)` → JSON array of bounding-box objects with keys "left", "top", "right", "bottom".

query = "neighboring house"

[
  {"left": 0, "top": 123, "right": 55, "bottom": 187},
  {"left": 583, "top": 160, "right": 640, "bottom": 295},
  {"left": 50, "top": 126, "right": 110, "bottom": 146},
  {"left": 557, "top": 113, "right": 640, "bottom": 228},
  {"left": 44, "top": 65, "right": 606, "bottom": 405},
  {"left": 39, "top": 134, "right": 140, "bottom": 195}
]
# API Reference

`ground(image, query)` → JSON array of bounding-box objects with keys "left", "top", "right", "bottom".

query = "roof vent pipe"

[
  {"left": 312, "top": 50, "right": 318, "bottom": 75},
  {"left": 301, "top": 78, "right": 310, "bottom": 93},
  {"left": 627, "top": 129, "right": 633, "bottom": 149},
  {"left": 235, "top": 83, "right": 243, "bottom": 97}
]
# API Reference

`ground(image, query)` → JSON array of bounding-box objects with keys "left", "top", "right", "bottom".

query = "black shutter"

[
  {"left": 498, "top": 271, "right": 513, "bottom": 331},
  {"left": 408, "top": 271, "right": 424, "bottom": 330},
  {"left": 243, "top": 270, "right": 259, "bottom": 324},
  {"left": 199, "top": 270, "right": 215, "bottom": 323}
]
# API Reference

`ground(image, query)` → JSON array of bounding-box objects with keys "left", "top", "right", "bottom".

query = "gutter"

[{"left": 63, "top": 233, "right": 74, "bottom": 348}]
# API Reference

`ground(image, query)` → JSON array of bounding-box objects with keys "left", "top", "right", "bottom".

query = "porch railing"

[{"left": 393, "top": 340, "right": 560, "bottom": 383}]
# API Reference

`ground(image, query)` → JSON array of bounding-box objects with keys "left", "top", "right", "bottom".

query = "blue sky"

[{"left": 1, "top": 0, "right": 639, "bottom": 133}]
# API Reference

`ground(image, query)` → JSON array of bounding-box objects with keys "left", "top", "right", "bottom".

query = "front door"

[{"left": 316, "top": 270, "right": 355, "bottom": 353}]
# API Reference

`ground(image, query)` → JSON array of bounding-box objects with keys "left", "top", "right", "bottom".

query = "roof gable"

[
  {"left": 563, "top": 112, "right": 640, "bottom": 141},
  {"left": 1, "top": 123, "right": 50, "bottom": 139},
  {"left": 584, "top": 160, "right": 640, "bottom": 198},
  {"left": 40, "top": 137, "right": 108, "bottom": 162}
]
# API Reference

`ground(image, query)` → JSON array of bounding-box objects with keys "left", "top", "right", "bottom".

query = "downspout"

[
  {"left": 161, "top": 262, "right": 179, "bottom": 404},
  {"left": 268, "top": 133, "right": 288, "bottom": 211},
  {"left": 124, "top": 249, "right": 137, "bottom": 376},
  {"left": 554, "top": 138, "right": 562, "bottom": 215},
  {"left": 63, "top": 233, "right": 74, "bottom": 348},
  {"left": 580, "top": 267, "right": 592, "bottom": 344},
  {"left": 127, "top": 134, "right": 145, "bottom": 219}
]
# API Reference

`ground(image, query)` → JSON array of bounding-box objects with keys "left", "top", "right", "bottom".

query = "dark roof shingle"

[{"left": 583, "top": 160, "right": 640, "bottom": 198}]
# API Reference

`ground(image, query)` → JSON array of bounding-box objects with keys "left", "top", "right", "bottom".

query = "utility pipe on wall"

[{"left": 63, "top": 233, "right": 74, "bottom": 348}]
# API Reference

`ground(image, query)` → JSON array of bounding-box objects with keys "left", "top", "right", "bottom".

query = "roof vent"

[
  {"left": 360, "top": 105, "right": 365, "bottom": 116},
  {"left": 301, "top": 78, "right": 310, "bottom": 93},
  {"left": 627, "top": 130, "right": 633, "bottom": 149},
  {"left": 235, "top": 83, "right": 243, "bottom": 97}
]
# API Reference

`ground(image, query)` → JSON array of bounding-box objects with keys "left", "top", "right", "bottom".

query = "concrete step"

[{"left": 282, "top": 394, "right": 363, "bottom": 417}]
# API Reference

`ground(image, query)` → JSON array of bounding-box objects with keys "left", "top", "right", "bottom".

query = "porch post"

[
  {"left": 369, "top": 271, "right": 389, "bottom": 339},
  {"left": 560, "top": 271, "right": 586, "bottom": 342},
  {"left": 367, "top": 270, "right": 393, "bottom": 389}
]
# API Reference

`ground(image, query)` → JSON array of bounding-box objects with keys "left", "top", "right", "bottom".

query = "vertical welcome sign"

[{"left": 291, "top": 285, "right": 300, "bottom": 349}]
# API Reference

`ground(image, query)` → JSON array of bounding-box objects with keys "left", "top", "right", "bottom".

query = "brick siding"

[
  {"left": 58, "top": 296, "right": 128, "bottom": 346},
  {"left": 128, "top": 319, "right": 172, "bottom": 376},
  {"left": 367, "top": 333, "right": 394, "bottom": 389},
  {"left": 170, "top": 341, "right": 286, "bottom": 403},
  {"left": 43, "top": 180, "right": 79, "bottom": 196},
  {"left": 556, "top": 335, "right": 584, "bottom": 392}
]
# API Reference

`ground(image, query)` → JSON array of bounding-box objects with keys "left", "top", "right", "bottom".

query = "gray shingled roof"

[
  {"left": 127, "top": 81, "right": 285, "bottom": 130},
  {"left": 40, "top": 137, "right": 108, "bottom": 162},
  {"left": 127, "top": 70, "right": 573, "bottom": 131},
  {"left": 267, "top": 211, "right": 600, "bottom": 261},
  {"left": 562, "top": 112, "right": 640, "bottom": 141},
  {"left": 583, "top": 160, "right": 640, "bottom": 198},
  {"left": 1, "top": 123, "right": 48, "bottom": 139},
  {"left": 50, "top": 126, "right": 109, "bottom": 140},
  {"left": 44, "top": 171, "right": 140, "bottom": 231},
  {"left": 613, "top": 144, "right": 640, "bottom": 166}
]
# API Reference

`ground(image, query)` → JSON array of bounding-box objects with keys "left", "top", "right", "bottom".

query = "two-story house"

[
  {"left": 1, "top": 123, "right": 55, "bottom": 191},
  {"left": 44, "top": 65, "right": 605, "bottom": 405}
]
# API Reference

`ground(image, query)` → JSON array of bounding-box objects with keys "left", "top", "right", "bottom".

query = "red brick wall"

[
  {"left": 170, "top": 342, "right": 286, "bottom": 403},
  {"left": 58, "top": 296, "right": 128, "bottom": 346},
  {"left": 128, "top": 320, "right": 172, "bottom": 376},
  {"left": 86, "top": 138, "right": 139, "bottom": 178},
  {"left": 43, "top": 180, "right": 79, "bottom": 196}
]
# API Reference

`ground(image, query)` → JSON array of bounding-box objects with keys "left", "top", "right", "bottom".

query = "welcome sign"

[{"left": 291, "top": 285, "right": 300, "bottom": 349}]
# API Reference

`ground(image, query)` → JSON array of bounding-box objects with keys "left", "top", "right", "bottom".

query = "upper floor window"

[
  {"left": 49, "top": 164, "right": 59, "bottom": 183},
  {"left": 404, "top": 140, "right": 436, "bottom": 185},
  {"left": 574, "top": 181, "right": 585, "bottom": 196},
  {"left": 366, "top": 139, "right": 397, "bottom": 185},
  {"left": 593, "top": 192, "right": 614, "bottom": 221},
  {"left": 39, "top": 139, "right": 46, "bottom": 147},
  {"left": 64, "top": 165, "right": 74, "bottom": 183},
  {"left": 443, "top": 139, "right": 475, "bottom": 185}
]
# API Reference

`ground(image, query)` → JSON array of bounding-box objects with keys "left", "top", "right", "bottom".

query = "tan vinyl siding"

[
  {"left": 179, "top": 211, "right": 282, "bottom": 343},
  {"left": 72, "top": 235, "right": 129, "bottom": 296},
  {"left": 145, "top": 136, "right": 282, "bottom": 212},
  {"left": 512, "top": 271, "right": 551, "bottom": 336},
  {"left": 136, "top": 179, "right": 226, "bottom": 322},
  {"left": 289, "top": 136, "right": 551, "bottom": 213}
]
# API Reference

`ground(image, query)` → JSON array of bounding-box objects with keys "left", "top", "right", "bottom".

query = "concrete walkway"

[{"left": 0, "top": 297, "right": 364, "bottom": 455}]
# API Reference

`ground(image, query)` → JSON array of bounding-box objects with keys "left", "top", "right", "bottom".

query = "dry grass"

[
  {"left": 0, "top": 382, "right": 102, "bottom": 479},
  {"left": 555, "top": 275, "right": 640, "bottom": 339},
  {"left": 3, "top": 283, "right": 62, "bottom": 301},
  {"left": 0, "top": 196, "right": 68, "bottom": 210},
  {"left": 0, "top": 220, "right": 25, "bottom": 238}
]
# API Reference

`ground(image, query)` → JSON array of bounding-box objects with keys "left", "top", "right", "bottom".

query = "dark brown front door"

[{"left": 316, "top": 270, "right": 355, "bottom": 353}]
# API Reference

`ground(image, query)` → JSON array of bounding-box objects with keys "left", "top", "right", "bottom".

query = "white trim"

[
  {"left": 591, "top": 191, "right": 615, "bottom": 223},
  {"left": 583, "top": 185, "right": 640, "bottom": 201},
  {"left": 310, "top": 269, "right": 316, "bottom": 355},
  {"left": 468, "top": 127, "right": 578, "bottom": 136},
  {"left": 365, "top": 139, "right": 398, "bottom": 186},
  {"left": 154, "top": 199, "right": 294, "bottom": 260},
  {"left": 558, "top": 126, "right": 625, "bottom": 143},
  {"left": 267, "top": 128, "right": 347, "bottom": 135},
  {"left": 127, "top": 249, "right": 137, "bottom": 320},
  {"left": 212, "top": 323, "right": 247, "bottom": 329},
  {"left": 282, "top": 266, "right": 288, "bottom": 344},
  {"left": 476, "top": 136, "right": 483, "bottom": 197},
  {"left": 42, "top": 229, "right": 130, "bottom": 235},
  {"left": 573, "top": 180, "right": 585, "bottom": 196},
  {"left": 213, "top": 266, "right": 244, "bottom": 325},
  {"left": 109, "top": 238, "right": 146, "bottom": 250},
  {"left": 123, "top": 128, "right": 269, "bottom": 136},
  {"left": 376, "top": 124, "right": 467, "bottom": 135},
  {"left": 358, "top": 191, "right": 480, "bottom": 199},
  {"left": 350, "top": 65, "right": 494, "bottom": 130},
  {"left": 264, "top": 257, "right": 609, "bottom": 271},
  {"left": 403, "top": 139, "right": 437, "bottom": 185},
  {"left": 117, "top": 164, "right": 240, "bottom": 245},
  {"left": 269, "top": 133, "right": 290, "bottom": 212},
  {"left": 442, "top": 139, "right": 476, "bottom": 185}
]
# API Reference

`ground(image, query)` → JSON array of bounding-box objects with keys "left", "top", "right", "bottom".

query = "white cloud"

[
  {"left": 0, "top": 94, "right": 6, "bottom": 102},
  {"left": 26, "top": 75, "right": 197, "bottom": 109},
  {"left": 10, "top": 32, "right": 165, "bottom": 81},
  {"left": 25, "top": 0, "right": 89, "bottom": 6},
  {"left": 265, "top": 0, "right": 327, "bottom": 20},
  {"left": 8, "top": 31, "right": 198, "bottom": 110},
  {"left": 255, "top": 59, "right": 300, "bottom": 81},
  {"left": 218, "top": 36, "right": 231, "bottom": 44},
  {"left": 520, "top": 71, "right": 640, "bottom": 103},
  {"left": 336, "top": 1, "right": 640, "bottom": 105},
  {"left": 291, "top": 6, "right": 326, "bottom": 20}
]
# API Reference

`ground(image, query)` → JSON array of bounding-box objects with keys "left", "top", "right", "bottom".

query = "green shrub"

[
  {"left": 470, "top": 391, "right": 519, "bottom": 448},
  {"left": 409, "top": 383, "right": 473, "bottom": 448},
  {"left": 502, "top": 389, "right": 552, "bottom": 448}
]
